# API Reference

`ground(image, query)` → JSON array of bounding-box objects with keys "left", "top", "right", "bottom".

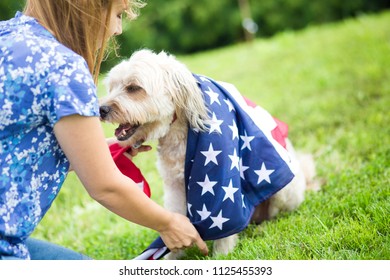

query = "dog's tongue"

[{"left": 115, "top": 124, "right": 132, "bottom": 138}]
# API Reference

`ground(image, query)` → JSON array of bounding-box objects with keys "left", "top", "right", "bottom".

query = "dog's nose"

[{"left": 99, "top": 106, "right": 111, "bottom": 119}]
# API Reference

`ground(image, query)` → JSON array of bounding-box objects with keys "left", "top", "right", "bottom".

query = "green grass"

[{"left": 32, "top": 11, "right": 390, "bottom": 260}]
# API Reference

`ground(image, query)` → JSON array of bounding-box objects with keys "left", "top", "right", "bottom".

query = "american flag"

[{"left": 132, "top": 74, "right": 296, "bottom": 260}]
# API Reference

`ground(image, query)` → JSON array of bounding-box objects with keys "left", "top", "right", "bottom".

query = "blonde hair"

[{"left": 24, "top": 0, "right": 145, "bottom": 83}]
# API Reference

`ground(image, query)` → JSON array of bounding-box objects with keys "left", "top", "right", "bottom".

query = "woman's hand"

[
  {"left": 55, "top": 116, "right": 206, "bottom": 255},
  {"left": 159, "top": 212, "right": 209, "bottom": 255},
  {"left": 124, "top": 145, "right": 152, "bottom": 159}
]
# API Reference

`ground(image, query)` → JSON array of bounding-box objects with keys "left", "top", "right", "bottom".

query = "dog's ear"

[{"left": 160, "top": 53, "right": 209, "bottom": 131}]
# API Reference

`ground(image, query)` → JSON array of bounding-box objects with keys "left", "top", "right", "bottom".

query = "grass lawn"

[{"left": 32, "top": 11, "right": 390, "bottom": 260}]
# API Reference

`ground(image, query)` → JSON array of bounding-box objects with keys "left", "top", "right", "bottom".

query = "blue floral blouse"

[{"left": 0, "top": 12, "right": 100, "bottom": 259}]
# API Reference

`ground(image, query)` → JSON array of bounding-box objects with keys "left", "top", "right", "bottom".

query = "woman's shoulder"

[
  {"left": 1, "top": 12, "right": 85, "bottom": 64},
  {"left": 1, "top": 15, "right": 90, "bottom": 82},
  {"left": 1, "top": 12, "right": 47, "bottom": 41}
]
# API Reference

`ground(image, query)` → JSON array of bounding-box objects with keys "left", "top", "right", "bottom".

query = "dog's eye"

[{"left": 125, "top": 85, "right": 142, "bottom": 93}]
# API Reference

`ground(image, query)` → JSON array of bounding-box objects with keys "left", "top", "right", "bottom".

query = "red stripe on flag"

[
  {"left": 109, "top": 143, "right": 151, "bottom": 197},
  {"left": 243, "top": 97, "right": 288, "bottom": 149}
]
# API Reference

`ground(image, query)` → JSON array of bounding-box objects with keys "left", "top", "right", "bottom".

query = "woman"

[{"left": 0, "top": 0, "right": 208, "bottom": 260}]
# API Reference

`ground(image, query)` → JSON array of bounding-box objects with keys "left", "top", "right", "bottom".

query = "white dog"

[{"left": 99, "top": 49, "right": 319, "bottom": 259}]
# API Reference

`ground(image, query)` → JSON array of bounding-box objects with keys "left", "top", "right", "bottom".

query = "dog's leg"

[
  {"left": 161, "top": 175, "right": 188, "bottom": 260},
  {"left": 156, "top": 121, "right": 204, "bottom": 259},
  {"left": 296, "top": 152, "right": 321, "bottom": 192},
  {"left": 164, "top": 187, "right": 186, "bottom": 260},
  {"left": 267, "top": 139, "right": 319, "bottom": 218},
  {"left": 267, "top": 170, "right": 306, "bottom": 219},
  {"left": 213, "top": 234, "right": 239, "bottom": 256},
  {"left": 162, "top": 181, "right": 187, "bottom": 260}
]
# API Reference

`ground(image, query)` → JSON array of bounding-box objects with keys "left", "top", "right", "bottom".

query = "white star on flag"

[
  {"left": 239, "top": 158, "right": 249, "bottom": 179},
  {"left": 229, "top": 120, "right": 239, "bottom": 140},
  {"left": 205, "top": 86, "right": 221, "bottom": 105},
  {"left": 199, "top": 76, "right": 211, "bottom": 83},
  {"left": 187, "top": 203, "right": 193, "bottom": 217},
  {"left": 135, "top": 74, "right": 297, "bottom": 260},
  {"left": 240, "top": 130, "right": 255, "bottom": 151},
  {"left": 228, "top": 148, "right": 240, "bottom": 171},
  {"left": 209, "top": 210, "right": 230, "bottom": 230},
  {"left": 224, "top": 98, "right": 235, "bottom": 112},
  {"left": 197, "top": 204, "right": 211, "bottom": 221},
  {"left": 241, "top": 194, "right": 246, "bottom": 208},
  {"left": 222, "top": 180, "right": 239, "bottom": 202},
  {"left": 254, "top": 162, "right": 275, "bottom": 184},
  {"left": 207, "top": 112, "right": 223, "bottom": 134},
  {"left": 197, "top": 174, "right": 217, "bottom": 196},
  {"left": 201, "top": 143, "right": 222, "bottom": 166}
]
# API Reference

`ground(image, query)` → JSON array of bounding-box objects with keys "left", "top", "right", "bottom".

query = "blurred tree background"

[{"left": 1, "top": 0, "right": 389, "bottom": 71}]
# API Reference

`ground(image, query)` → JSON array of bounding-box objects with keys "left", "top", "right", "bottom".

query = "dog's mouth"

[{"left": 115, "top": 123, "right": 140, "bottom": 141}]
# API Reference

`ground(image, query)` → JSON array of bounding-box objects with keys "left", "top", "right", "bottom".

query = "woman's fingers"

[{"left": 124, "top": 145, "right": 152, "bottom": 159}]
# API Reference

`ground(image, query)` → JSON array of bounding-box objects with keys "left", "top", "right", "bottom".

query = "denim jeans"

[{"left": 0, "top": 238, "right": 91, "bottom": 260}]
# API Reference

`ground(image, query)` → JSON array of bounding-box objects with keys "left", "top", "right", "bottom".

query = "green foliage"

[
  {"left": 116, "top": 0, "right": 389, "bottom": 53},
  {"left": 31, "top": 11, "right": 389, "bottom": 260},
  {"left": 1, "top": 0, "right": 388, "bottom": 72},
  {"left": 0, "top": 1, "right": 24, "bottom": 20},
  {"left": 105, "top": 0, "right": 389, "bottom": 71},
  {"left": 250, "top": 0, "right": 387, "bottom": 36},
  {"left": 120, "top": 0, "right": 240, "bottom": 53}
]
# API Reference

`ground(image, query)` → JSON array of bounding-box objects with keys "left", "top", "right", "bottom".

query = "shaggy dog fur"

[{"left": 99, "top": 49, "right": 319, "bottom": 259}]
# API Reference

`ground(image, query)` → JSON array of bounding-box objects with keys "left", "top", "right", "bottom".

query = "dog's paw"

[
  {"left": 212, "top": 234, "right": 239, "bottom": 256},
  {"left": 164, "top": 250, "right": 185, "bottom": 260}
]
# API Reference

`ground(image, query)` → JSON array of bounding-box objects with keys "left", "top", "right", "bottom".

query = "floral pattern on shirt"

[{"left": 0, "top": 12, "right": 100, "bottom": 259}]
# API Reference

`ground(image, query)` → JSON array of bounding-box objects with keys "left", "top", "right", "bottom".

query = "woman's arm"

[{"left": 54, "top": 114, "right": 208, "bottom": 255}]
